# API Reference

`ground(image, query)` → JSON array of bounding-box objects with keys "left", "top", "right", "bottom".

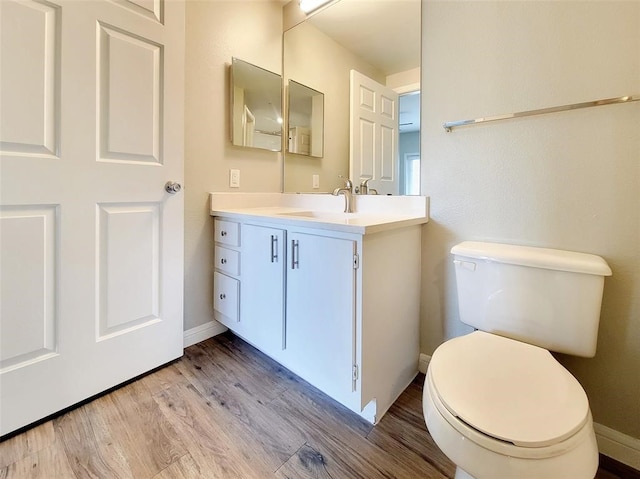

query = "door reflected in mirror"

[
  {"left": 287, "top": 80, "right": 324, "bottom": 157},
  {"left": 230, "top": 57, "right": 282, "bottom": 152}
]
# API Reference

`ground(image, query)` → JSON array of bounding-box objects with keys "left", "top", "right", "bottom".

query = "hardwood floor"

[{"left": 0, "top": 332, "right": 636, "bottom": 478}]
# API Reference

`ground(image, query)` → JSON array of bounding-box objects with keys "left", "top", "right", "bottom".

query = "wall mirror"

[
  {"left": 287, "top": 80, "right": 324, "bottom": 157},
  {"left": 283, "top": 0, "right": 421, "bottom": 194},
  {"left": 230, "top": 57, "right": 282, "bottom": 152}
]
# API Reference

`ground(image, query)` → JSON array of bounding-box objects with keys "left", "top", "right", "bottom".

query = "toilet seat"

[{"left": 429, "top": 331, "right": 590, "bottom": 448}]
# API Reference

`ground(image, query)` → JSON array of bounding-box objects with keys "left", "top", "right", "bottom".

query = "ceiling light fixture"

[{"left": 299, "top": 0, "right": 333, "bottom": 14}]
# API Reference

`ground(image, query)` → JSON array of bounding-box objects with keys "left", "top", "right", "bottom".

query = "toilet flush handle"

[{"left": 454, "top": 259, "right": 477, "bottom": 271}]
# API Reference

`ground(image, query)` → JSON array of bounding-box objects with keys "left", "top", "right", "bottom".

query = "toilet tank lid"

[{"left": 451, "top": 241, "right": 612, "bottom": 276}]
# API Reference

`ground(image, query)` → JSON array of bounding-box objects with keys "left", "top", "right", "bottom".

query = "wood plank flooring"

[{"left": 0, "top": 331, "right": 636, "bottom": 478}]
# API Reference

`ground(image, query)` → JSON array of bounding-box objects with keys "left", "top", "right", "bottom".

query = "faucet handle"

[
  {"left": 338, "top": 175, "right": 353, "bottom": 190},
  {"left": 359, "top": 178, "right": 371, "bottom": 195}
]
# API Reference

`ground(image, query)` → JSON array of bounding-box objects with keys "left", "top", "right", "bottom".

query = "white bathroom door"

[
  {"left": 349, "top": 70, "right": 399, "bottom": 195},
  {"left": 0, "top": 0, "right": 185, "bottom": 436}
]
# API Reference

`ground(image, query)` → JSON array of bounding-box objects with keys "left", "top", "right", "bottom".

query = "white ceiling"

[
  {"left": 306, "top": 0, "right": 421, "bottom": 133},
  {"left": 307, "top": 0, "right": 421, "bottom": 76}
]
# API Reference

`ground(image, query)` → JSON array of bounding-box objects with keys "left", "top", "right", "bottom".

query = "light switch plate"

[
  {"left": 230, "top": 169, "right": 240, "bottom": 188},
  {"left": 312, "top": 174, "right": 320, "bottom": 189}
]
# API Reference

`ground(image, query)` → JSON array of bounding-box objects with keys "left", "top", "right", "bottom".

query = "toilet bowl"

[{"left": 423, "top": 331, "right": 598, "bottom": 479}]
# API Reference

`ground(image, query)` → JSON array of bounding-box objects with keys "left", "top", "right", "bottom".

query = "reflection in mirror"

[
  {"left": 230, "top": 57, "right": 282, "bottom": 152},
  {"left": 283, "top": 0, "right": 421, "bottom": 194},
  {"left": 399, "top": 91, "right": 421, "bottom": 195},
  {"left": 288, "top": 80, "right": 324, "bottom": 157}
]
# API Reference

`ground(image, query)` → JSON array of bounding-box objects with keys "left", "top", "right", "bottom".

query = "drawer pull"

[
  {"left": 219, "top": 293, "right": 226, "bottom": 300},
  {"left": 220, "top": 230, "right": 227, "bottom": 237},
  {"left": 220, "top": 258, "right": 227, "bottom": 264}
]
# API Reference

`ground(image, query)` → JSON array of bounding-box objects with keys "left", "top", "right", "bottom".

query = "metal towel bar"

[{"left": 443, "top": 94, "right": 639, "bottom": 132}]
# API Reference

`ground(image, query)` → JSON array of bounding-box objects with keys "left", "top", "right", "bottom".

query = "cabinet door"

[
  {"left": 240, "top": 224, "right": 286, "bottom": 358},
  {"left": 285, "top": 232, "right": 356, "bottom": 406}
]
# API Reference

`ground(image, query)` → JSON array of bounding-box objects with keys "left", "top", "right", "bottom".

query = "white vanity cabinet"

[
  {"left": 284, "top": 231, "right": 357, "bottom": 408},
  {"left": 212, "top": 212, "right": 423, "bottom": 425},
  {"left": 213, "top": 219, "right": 286, "bottom": 359},
  {"left": 209, "top": 193, "right": 429, "bottom": 423}
]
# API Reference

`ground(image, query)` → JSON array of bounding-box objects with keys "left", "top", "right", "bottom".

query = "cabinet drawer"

[
  {"left": 214, "top": 219, "right": 240, "bottom": 246},
  {"left": 213, "top": 271, "right": 239, "bottom": 322},
  {"left": 215, "top": 245, "right": 240, "bottom": 276}
]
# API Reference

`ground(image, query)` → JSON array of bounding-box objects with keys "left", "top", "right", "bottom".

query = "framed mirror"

[
  {"left": 287, "top": 80, "right": 324, "bottom": 157},
  {"left": 230, "top": 57, "right": 282, "bottom": 152},
  {"left": 283, "top": 0, "right": 421, "bottom": 194}
]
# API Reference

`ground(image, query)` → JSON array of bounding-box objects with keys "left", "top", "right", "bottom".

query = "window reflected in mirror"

[
  {"left": 287, "top": 80, "right": 324, "bottom": 157},
  {"left": 230, "top": 57, "right": 282, "bottom": 152},
  {"left": 399, "top": 91, "right": 420, "bottom": 195}
]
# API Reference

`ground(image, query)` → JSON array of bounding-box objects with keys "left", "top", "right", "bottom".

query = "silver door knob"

[{"left": 165, "top": 181, "right": 182, "bottom": 194}]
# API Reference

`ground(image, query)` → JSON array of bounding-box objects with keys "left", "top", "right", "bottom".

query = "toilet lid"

[{"left": 429, "top": 331, "right": 590, "bottom": 447}]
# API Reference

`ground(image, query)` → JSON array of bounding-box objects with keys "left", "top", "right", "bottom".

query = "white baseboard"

[
  {"left": 419, "top": 353, "right": 431, "bottom": 374},
  {"left": 183, "top": 320, "right": 227, "bottom": 348},
  {"left": 594, "top": 422, "right": 640, "bottom": 470}
]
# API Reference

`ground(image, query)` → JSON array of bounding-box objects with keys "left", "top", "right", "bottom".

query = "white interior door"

[
  {"left": 349, "top": 70, "right": 399, "bottom": 195},
  {"left": 0, "top": 0, "right": 185, "bottom": 436}
]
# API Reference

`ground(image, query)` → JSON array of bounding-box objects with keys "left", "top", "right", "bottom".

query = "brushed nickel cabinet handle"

[{"left": 271, "top": 235, "right": 278, "bottom": 263}]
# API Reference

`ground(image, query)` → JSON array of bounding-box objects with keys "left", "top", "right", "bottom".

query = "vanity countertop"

[{"left": 209, "top": 193, "right": 429, "bottom": 234}]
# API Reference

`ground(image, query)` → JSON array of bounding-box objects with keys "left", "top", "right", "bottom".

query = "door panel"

[
  {"left": 380, "top": 123, "right": 395, "bottom": 180},
  {"left": 0, "top": 0, "right": 184, "bottom": 436},
  {"left": 97, "top": 203, "right": 161, "bottom": 338},
  {"left": 357, "top": 119, "right": 375, "bottom": 178},
  {"left": 0, "top": 206, "right": 58, "bottom": 371},
  {"left": 98, "top": 23, "right": 162, "bottom": 163},
  {"left": 0, "top": 0, "right": 60, "bottom": 157},
  {"left": 115, "top": 0, "right": 162, "bottom": 23}
]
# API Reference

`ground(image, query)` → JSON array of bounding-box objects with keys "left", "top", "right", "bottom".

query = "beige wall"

[
  {"left": 184, "top": 0, "right": 283, "bottom": 331},
  {"left": 421, "top": 0, "right": 640, "bottom": 440}
]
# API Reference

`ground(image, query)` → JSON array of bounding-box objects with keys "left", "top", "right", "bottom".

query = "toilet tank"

[{"left": 451, "top": 241, "right": 612, "bottom": 357}]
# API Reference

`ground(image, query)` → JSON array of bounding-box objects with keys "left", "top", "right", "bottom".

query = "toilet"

[{"left": 423, "top": 241, "right": 612, "bottom": 479}]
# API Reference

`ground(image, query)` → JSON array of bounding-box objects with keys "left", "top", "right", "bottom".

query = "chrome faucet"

[{"left": 332, "top": 175, "right": 353, "bottom": 213}]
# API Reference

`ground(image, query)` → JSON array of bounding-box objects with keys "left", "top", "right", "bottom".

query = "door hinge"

[
  {"left": 352, "top": 364, "right": 359, "bottom": 381},
  {"left": 353, "top": 253, "right": 359, "bottom": 269}
]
